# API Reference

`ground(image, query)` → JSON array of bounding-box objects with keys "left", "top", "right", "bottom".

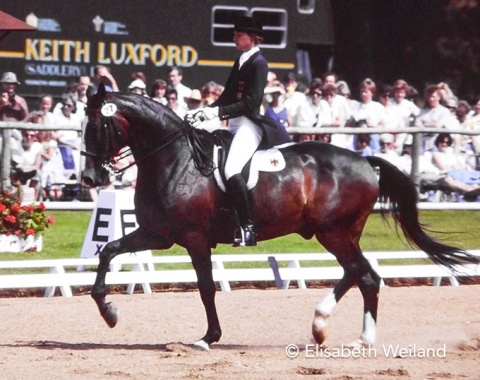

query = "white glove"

[{"left": 185, "top": 107, "right": 219, "bottom": 126}]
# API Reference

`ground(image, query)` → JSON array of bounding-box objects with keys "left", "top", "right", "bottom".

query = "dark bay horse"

[{"left": 82, "top": 84, "right": 477, "bottom": 350}]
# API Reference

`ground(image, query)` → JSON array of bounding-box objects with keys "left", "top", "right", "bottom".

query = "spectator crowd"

[{"left": 1, "top": 65, "right": 480, "bottom": 202}]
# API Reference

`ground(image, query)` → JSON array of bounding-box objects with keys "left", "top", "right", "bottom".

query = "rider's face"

[{"left": 233, "top": 31, "right": 255, "bottom": 52}]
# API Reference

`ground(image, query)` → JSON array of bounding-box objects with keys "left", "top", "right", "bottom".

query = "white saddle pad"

[{"left": 213, "top": 142, "right": 294, "bottom": 191}]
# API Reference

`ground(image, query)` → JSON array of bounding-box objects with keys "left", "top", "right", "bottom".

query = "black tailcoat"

[{"left": 212, "top": 51, "right": 291, "bottom": 148}]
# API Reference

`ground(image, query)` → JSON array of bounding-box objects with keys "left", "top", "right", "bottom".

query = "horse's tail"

[{"left": 365, "top": 156, "right": 479, "bottom": 269}]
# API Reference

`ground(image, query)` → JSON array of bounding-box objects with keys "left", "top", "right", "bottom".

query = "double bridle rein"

[{"left": 81, "top": 103, "right": 216, "bottom": 177}]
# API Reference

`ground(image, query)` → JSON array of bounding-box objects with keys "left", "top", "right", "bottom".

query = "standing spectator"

[
  {"left": 387, "top": 80, "right": 420, "bottom": 126},
  {"left": 0, "top": 72, "right": 29, "bottom": 186},
  {"left": 348, "top": 78, "right": 385, "bottom": 153},
  {"left": 322, "top": 73, "right": 351, "bottom": 125},
  {"left": 167, "top": 66, "right": 192, "bottom": 114},
  {"left": 127, "top": 79, "right": 147, "bottom": 96},
  {"left": 185, "top": 89, "right": 204, "bottom": 111},
  {"left": 150, "top": 79, "right": 168, "bottom": 105},
  {"left": 76, "top": 74, "right": 91, "bottom": 106},
  {"left": 282, "top": 72, "right": 307, "bottom": 124},
  {"left": 54, "top": 93, "right": 83, "bottom": 179},
  {"left": 131, "top": 71, "right": 147, "bottom": 86},
  {"left": 387, "top": 80, "right": 420, "bottom": 153},
  {"left": 264, "top": 81, "right": 290, "bottom": 128},
  {"left": 322, "top": 83, "right": 354, "bottom": 150},
  {"left": 36, "top": 94, "right": 57, "bottom": 127},
  {"left": 201, "top": 81, "right": 223, "bottom": 105},
  {"left": 165, "top": 88, "right": 185, "bottom": 118},
  {"left": 38, "top": 130, "right": 66, "bottom": 200},
  {"left": 416, "top": 84, "right": 459, "bottom": 154},
  {"left": 11, "top": 129, "right": 42, "bottom": 199},
  {"left": 294, "top": 79, "right": 330, "bottom": 141},
  {"left": 92, "top": 65, "right": 119, "bottom": 92}
]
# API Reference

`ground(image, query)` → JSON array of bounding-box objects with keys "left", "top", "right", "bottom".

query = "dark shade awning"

[{"left": 0, "top": 10, "right": 36, "bottom": 42}]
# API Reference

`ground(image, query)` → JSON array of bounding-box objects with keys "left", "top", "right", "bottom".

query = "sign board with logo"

[{"left": 0, "top": 1, "right": 333, "bottom": 103}]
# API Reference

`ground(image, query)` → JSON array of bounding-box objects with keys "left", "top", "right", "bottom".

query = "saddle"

[{"left": 211, "top": 130, "right": 293, "bottom": 191}]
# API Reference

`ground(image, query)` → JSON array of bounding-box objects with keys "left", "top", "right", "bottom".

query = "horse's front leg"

[
  {"left": 188, "top": 248, "right": 222, "bottom": 350},
  {"left": 91, "top": 239, "right": 123, "bottom": 328},
  {"left": 91, "top": 229, "right": 168, "bottom": 328}
]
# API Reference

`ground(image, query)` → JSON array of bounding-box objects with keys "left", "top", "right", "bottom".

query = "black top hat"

[{"left": 234, "top": 16, "right": 263, "bottom": 36}]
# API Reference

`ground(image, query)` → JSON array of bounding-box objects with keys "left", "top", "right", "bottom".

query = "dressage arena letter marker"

[{"left": 80, "top": 190, "right": 152, "bottom": 263}]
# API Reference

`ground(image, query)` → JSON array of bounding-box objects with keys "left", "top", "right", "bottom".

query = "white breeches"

[{"left": 225, "top": 116, "right": 263, "bottom": 180}]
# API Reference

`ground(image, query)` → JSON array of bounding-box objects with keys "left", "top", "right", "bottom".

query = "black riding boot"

[{"left": 226, "top": 174, "right": 257, "bottom": 247}]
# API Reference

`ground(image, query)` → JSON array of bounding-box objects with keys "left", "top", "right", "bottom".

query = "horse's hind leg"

[
  {"left": 313, "top": 232, "right": 381, "bottom": 346},
  {"left": 188, "top": 248, "right": 222, "bottom": 350}
]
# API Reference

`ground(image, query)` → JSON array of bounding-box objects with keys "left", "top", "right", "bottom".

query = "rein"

[{"left": 82, "top": 108, "right": 216, "bottom": 177}]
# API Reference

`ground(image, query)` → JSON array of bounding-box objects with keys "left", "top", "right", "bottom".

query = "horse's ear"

[
  {"left": 97, "top": 83, "right": 106, "bottom": 97},
  {"left": 86, "top": 85, "right": 95, "bottom": 100}
]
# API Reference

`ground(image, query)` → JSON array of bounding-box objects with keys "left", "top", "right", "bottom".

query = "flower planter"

[{"left": 0, "top": 235, "right": 43, "bottom": 252}]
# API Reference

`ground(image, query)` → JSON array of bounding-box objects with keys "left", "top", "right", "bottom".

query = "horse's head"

[{"left": 81, "top": 84, "right": 130, "bottom": 187}]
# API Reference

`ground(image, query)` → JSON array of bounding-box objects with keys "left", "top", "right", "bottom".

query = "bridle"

[{"left": 81, "top": 101, "right": 215, "bottom": 177}]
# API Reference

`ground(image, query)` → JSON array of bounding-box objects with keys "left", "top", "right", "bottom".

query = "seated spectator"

[
  {"left": 466, "top": 97, "right": 480, "bottom": 154},
  {"left": 354, "top": 133, "right": 373, "bottom": 157},
  {"left": 374, "top": 133, "right": 401, "bottom": 166},
  {"left": 431, "top": 133, "right": 480, "bottom": 199},
  {"left": 398, "top": 134, "right": 480, "bottom": 201}
]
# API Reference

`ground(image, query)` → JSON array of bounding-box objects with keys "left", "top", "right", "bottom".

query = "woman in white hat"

[{"left": 185, "top": 16, "right": 291, "bottom": 247}]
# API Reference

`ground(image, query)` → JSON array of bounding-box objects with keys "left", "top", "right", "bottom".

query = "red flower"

[
  {"left": 47, "top": 216, "right": 55, "bottom": 224},
  {"left": 0, "top": 203, "right": 5, "bottom": 212},
  {"left": 24, "top": 205, "right": 34, "bottom": 213},
  {"left": 26, "top": 228, "right": 35, "bottom": 236},
  {"left": 10, "top": 204, "right": 20, "bottom": 213},
  {"left": 38, "top": 203, "right": 46, "bottom": 211},
  {"left": 4, "top": 215, "right": 16, "bottom": 224}
]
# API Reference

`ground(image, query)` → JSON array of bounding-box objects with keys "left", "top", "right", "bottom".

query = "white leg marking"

[
  {"left": 315, "top": 290, "right": 337, "bottom": 317},
  {"left": 359, "top": 310, "right": 377, "bottom": 345},
  {"left": 312, "top": 291, "right": 337, "bottom": 339},
  {"left": 193, "top": 339, "right": 210, "bottom": 351}
]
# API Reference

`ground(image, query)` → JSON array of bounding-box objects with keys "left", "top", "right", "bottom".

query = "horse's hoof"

[
  {"left": 193, "top": 339, "right": 210, "bottom": 351},
  {"left": 101, "top": 302, "right": 119, "bottom": 328},
  {"left": 312, "top": 317, "right": 328, "bottom": 344}
]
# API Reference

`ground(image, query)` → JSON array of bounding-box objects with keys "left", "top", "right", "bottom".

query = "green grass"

[{"left": 1, "top": 209, "right": 479, "bottom": 262}]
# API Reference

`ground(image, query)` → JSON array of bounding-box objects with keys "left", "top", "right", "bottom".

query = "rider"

[{"left": 186, "top": 15, "right": 290, "bottom": 247}]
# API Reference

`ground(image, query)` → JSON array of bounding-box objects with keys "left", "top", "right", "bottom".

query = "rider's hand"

[{"left": 185, "top": 107, "right": 219, "bottom": 126}]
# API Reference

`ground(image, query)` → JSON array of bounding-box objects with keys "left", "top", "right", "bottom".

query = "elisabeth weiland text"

[{"left": 285, "top": 343, "right": 447, "bottom": 359}]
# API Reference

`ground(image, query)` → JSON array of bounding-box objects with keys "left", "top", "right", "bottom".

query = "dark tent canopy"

[{"left": 0, "top": 10, "right": 35, "bottom": 41}]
